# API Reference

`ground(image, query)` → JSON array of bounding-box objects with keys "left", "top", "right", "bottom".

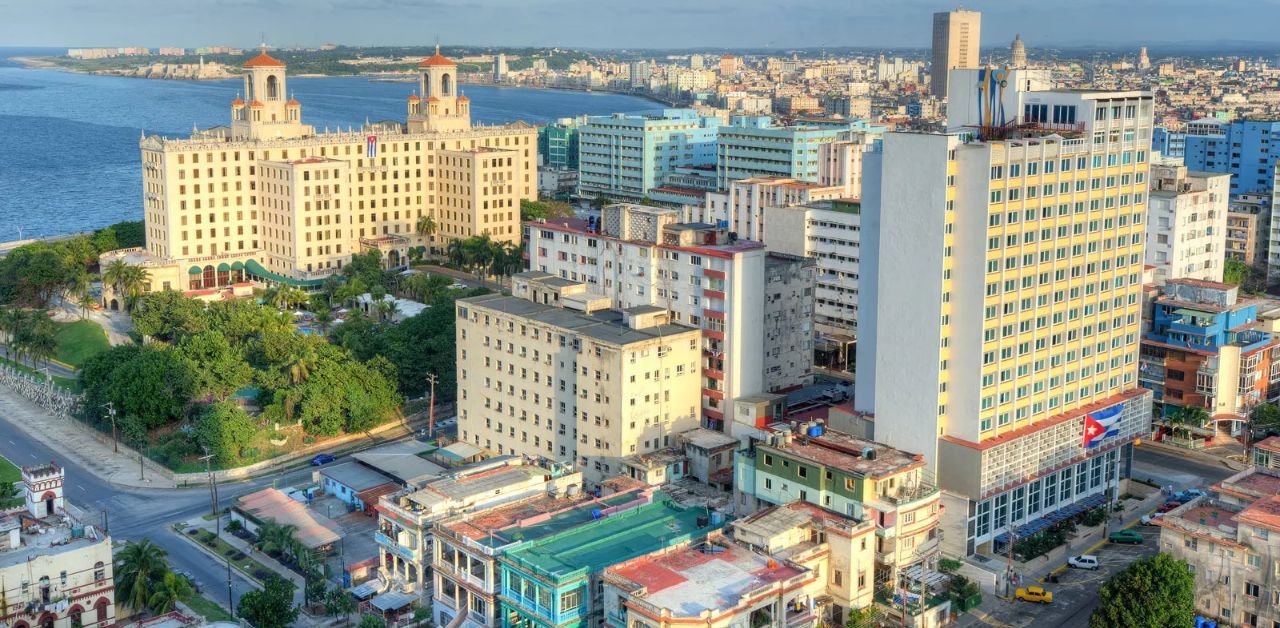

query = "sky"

[{"left": 1, "top": 0, "right": 1278, "bottom": 50}]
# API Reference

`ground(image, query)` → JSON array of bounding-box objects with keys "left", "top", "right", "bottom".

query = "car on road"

[
  {"left": 310, "top": 453, "right": 336, "bottom": 466},
  {"left": 1015, "top": 586, "right": 1053, "bottom": 604},
  {"left": 1140, "top": 512, "right": 1164, "bottom": 525},
  {"left": 1067, "top": 555, "right": 1100, "bottom": 570},
  {"left": 1108, "top": 529, "right": 1144, "bottom": 544},
  {"left": 175, "top": 571, "right": 202, "bottom": 593},
  {"left": 450, "top": 282, "right": 468, "bottom": 290}
]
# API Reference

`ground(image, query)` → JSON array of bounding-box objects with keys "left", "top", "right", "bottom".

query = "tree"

[
  {"left": 1089, "top": 553, "right": 1194, "bottom": 628},
  {"left": 845, "top": 606, "right": 883, "bottom": 628},
  {"left": 415, "top": 214, "right": 437, "bottom": 239},
  {"left": 445, "top": 239, "right": 467, "bottom": 269},
  {"left": 324, "top": 588, "right": 358, "bottom": 625},
  {"left": 238, "top": 574, "right": 299, "bottom": 628},
  {"left": 114, "top": 539, "right": 169, "bottom": 612},
  {"left": 147, "top": 570, "right": 194, "bottom": 614},
  {"left": 178, "top": 332, "right": 253, "bottom": 400},
  {"left": 590, "top": 195, "right": 612, "bottom": 210},
  {"left": 359, "top": 614, "right": 387, "bottom": 628},
  {"left": 132, "top": 291, "right": 208, "bottom": 343},
  {"left": 195, "top": 402, "right": 259, "bottom": 464},
  {"left": 1224, "top": 258, "right": 1250, "bottom": 286},
  {"left": 305, "top": 576, "right": 329, "bottom": 607},
  {"left": 1251, "top": 402, "right": 1280, "bottom": 435},
  {"left": 103, "top": 260, "right": 150, "bottom": 311},
  {"left": 81, "top": 345, "right": 196, "bottom": 430},
  {"left": 520, "top": 199, "right": 574, "bottom": 221},
  {"left": 1166, "top": 405, "right": 1210, "bottom": 440}
]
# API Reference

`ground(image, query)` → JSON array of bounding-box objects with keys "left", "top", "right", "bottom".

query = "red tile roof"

[
  {"left": 419, "top": 52, "right": 454, "bottom": 67},
  {"left": 243, "top": 51, "right": 286, "bottom": 68}
]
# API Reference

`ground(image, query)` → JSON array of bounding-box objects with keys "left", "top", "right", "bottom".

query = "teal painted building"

[
  {"left": 538, "top": 118, "right": 584, "bottom": 170},
  {"left": 577, "top": 109, "right": 722, "bottom": 200},
  {"left": 496, "top": 492, "right": 724, "bottom": 628},
  {"left": 715, "top": 117, "right": 885, "bottom": 189}
]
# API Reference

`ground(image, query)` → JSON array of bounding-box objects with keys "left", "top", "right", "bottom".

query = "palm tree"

[
  {"left": 102, "top": 259, "right": 130, "bottom": 298},
  {"left": 375, "top": 299, "right": 399, "bottom": 322},
  {"left": 314, "top": 306, "right": 335, "bottom": 335},
  {"left": 120, "top": 265, "right": 150, "bottom": 312},
  {"left": 284, "top": 344, "right": 319, "bottom": 385},
  {"left": 115, "top": 539, "right": 169, "bottom": 612},
  {"left": 147, "top": 571, "right": 194, "bottom": 614},
  {"left": 1167, "top": 406, "right": 1210, "bottom": 441},
  {"left": 415, "top": 213, "right": 437, "bottom": 244},
  {"left": 77, "top": 292, "right": 96, "bottom": 320},
  {"left": 445, "top": 239, "right": 466, "bottom": 269}
]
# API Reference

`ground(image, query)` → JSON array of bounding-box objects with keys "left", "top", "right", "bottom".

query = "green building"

[
  {"left": 497, "top": 492, "right": 724, "bottom": 628},
  {"left": 538, "top": 118, "right": 584, "bottom": 170}
]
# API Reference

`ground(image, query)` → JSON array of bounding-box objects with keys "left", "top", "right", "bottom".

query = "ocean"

[{"left": 0, "top": 47, "right": 658, "bottom": 239}]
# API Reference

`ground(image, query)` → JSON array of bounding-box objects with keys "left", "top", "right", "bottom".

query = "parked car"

[
  {"left": 450, "top": 282, "right": 468, "bottom": 290},
  {"left": 1108, "top": 529, "right": 1144, "bottom": 545},
  {"left": 176, "top": 571, "right": 202, "bottom": 593},
  {"left": 1156, "top": 500, "right": 1184, "bottom": 513},
  {"left": 310, "top": 453, "right": 336, "bottom": 466},
  {"left": 1175, "top": 489, "right": 1206, "bottom": 502},
  {"left": 1140, "top": 513, "right": 1164, "bottom": 525},
  {"left": 1015, "top": 586, "right": 1053, "bottom": 604},
  {"left": 1067, "top": 555, "right": 1100, "bottom": 570}
]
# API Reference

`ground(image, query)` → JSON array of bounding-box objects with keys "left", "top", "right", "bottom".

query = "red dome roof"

[
  {"left": 286, "top": 98, "right": 301, "bottom": 107},
  {"left": 457, "top": 94, "right": 470, "bottom": 102},
  {"left": 243, "top": 51, "right": 286, "bottom": 68},
  {"left": 408, "top": 94, "right": 421, "bottom": 102},
  {"left": 231, "top": 98, "right": 245, "bottom": 107},
  {"left": 419, "top": 48, "right": 455, "bottom": 67}
]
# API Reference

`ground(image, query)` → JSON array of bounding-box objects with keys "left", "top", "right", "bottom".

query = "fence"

[{"left": 0, "top": 364, "right": 81, "bottom": 419}]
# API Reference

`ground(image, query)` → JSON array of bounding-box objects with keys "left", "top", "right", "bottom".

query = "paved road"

[
  {"left": 1132, "top": 443, "right": 1239, "bottom": 490},
  {"left": 0, "top": 420, "right": 345, "bottom": 614}
]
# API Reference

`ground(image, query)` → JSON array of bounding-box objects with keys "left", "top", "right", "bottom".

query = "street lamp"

[
  {"left": 101, "top": 402, "right": 118, "bottom": 453},
  {"left": 425, "top": 372, "right": 439, "bottom": 438}
]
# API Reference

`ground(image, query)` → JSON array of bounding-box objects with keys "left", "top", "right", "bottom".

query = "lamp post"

[
  {"left": 101, "top": 402, "right": 118, "bottom": 453},
  {"left": 425, "top": 372, "right": 439, "bottom": 438}
]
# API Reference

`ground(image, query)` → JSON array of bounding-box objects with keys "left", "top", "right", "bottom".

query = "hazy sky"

[{"left": 1, "top": 0, "right": 1276, "bottom": 50}]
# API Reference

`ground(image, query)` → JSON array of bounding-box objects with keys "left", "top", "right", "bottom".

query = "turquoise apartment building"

[
  {"left": 496, "top": 492, "right": 724, "bottom": 628},
  {"left": 577, "top": 109, "right": 721, "bottom": 200},
  {"left": 538, "top": 118, "right": 585, "bottom": 170},
  {"left": 716, "top": 116, "right": 884, "bottom": 189}
]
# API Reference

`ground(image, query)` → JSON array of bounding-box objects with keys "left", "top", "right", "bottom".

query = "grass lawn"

[
  {"left": 174, "top": 525, "right": 279, "bottom": 585},
  {"left": 54, "top": 319, "right": 110, "bottom": 367},
  {"left": 0, "top": 455, "right": 19, "bottom": 485},
  {"left": 185, "top": 594, "right": 234, "bottom": 623}
]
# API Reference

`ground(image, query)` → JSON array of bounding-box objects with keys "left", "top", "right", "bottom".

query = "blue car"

[{"left": 310, "top": 453, "right": 336, "bottom": 466}]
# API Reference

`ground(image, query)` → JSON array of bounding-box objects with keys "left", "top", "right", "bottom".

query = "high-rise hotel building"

[
  {"left": 857, "top": 68, "right": 1155, "bottom": 556},
  {"left": 103, "top": 46, "right": 535, "bottom": 302}
]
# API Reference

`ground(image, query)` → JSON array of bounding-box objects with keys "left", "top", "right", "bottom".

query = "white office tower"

[{"left": 857, "top": 67, "right": 1155, "bottom": 558}]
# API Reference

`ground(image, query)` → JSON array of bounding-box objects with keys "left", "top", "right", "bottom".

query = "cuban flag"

[
  {"left": 1083, "top": 404, "right": 1124, "bottom": 449},
  {"left": 366, "top": 135, "right": 378, "bottom": 158}
]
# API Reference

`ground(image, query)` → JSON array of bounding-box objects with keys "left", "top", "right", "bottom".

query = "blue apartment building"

[
  {"left": 576, "top": 109, "right": 721, "bottom": 200},
  {"left": 1182, "top": 120, "right": 1280, "bottom": 195}
]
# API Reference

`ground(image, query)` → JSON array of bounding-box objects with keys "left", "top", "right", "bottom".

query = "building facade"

[
  {"left": 455, "top": 278, "right": 702, "bottom": 487},
  {"left": 734, "top": 427, "right": 942, "bottom": 588},
  {"left": 0, "top": 463, "right": 115, "bottom": 628},
  {"left": 576, "top": 110, "right": 721, "bottom": 200},
  {"left": 1183, "top": 120, "right": 1280, "bottom": 195},
  {"left": 929, "top": 9, "right": 981, "bottom": 100},
  {"left": 1144, "top": 163, "right": 1230, "bottom": 283},
  {"left": 858, "top": 77, "right": 1155, "bottom": 555},
  {"left": 1139, "top": 278, "right": 1280, "bottom": 439},
  {"left": 1155, "top": 467, "right": 1280, "bottom": 628},
  {"left": 537, "top": 118, "right": 583, "bottom": 170},
  {"left": 715, "top": 117, "right": 879, "bottom": 191},
  {"left": 524, "top": 204, "right": 816, "bottom": 437},
  {"left": 111, "top": 46, "right": 535, "bottom": 302}
]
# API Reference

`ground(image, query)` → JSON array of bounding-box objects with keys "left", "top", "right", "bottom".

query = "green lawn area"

[
  {"left": 185, "top": 594, "right": 234, "bottom": 623},
  {"left": 54, "top": 320, "right": 110, "bottom": 367},
  {"left": 0, "top": 455, "right": 19, "bottom": 485}
]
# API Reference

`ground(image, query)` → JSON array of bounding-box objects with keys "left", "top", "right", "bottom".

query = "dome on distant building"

[
  {"left": 458, "top": 94, "right": 470, "bottom": 102},
  {"left": 286, "top": 98, "right": 300, "bottom": 107},
  {"left": 231, "top": 97, "right": 245, "bottom": 107},
  {"left": 243, "top": 49, "right": 286, "bottom": 68},
  {"left": 408, "top": 93, "right": 421, "bottom": 102},
  {"left": 1010, "top": 33, "right": 1028, "bottom": 68}
]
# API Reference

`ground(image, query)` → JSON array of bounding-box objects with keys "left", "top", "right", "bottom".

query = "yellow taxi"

[{"left": 1015, "top": 586, "right": 1053, "bottom": 604}]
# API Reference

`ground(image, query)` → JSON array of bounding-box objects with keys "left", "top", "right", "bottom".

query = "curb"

[{"left": 171, "top": 524, "right": 267, "bottom": 588}]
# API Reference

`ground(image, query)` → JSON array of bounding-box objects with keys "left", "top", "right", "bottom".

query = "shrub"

[
  {"left": 1081, "top": 507, "right": 1107, "bottom": 527},
  {"left": 938, "top": 558, "right": 963, "bottom": 574}
]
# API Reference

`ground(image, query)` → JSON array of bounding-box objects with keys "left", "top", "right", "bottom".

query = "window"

[
  {"left": 560, "top": 589, "right": 583, "bottom": 613},
  {"left": 1245, "top": 582, "right": 1260, "bottom": 598}
]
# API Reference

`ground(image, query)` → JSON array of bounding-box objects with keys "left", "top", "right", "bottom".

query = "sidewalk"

[{"left": 0, "top": 380, "right": 176, "bottom": 489}]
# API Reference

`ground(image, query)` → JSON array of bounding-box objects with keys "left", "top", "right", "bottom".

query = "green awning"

[
  {"left": 231, "top": 261, "right": 244, "bottom": 271},
  {"left": 1171, "top": 308, "right": 1208, "bottom": 318},
  {"left": 243, "top": 258, "right": 325, "bottom": 288},
  {"left": 188, "top": 266, "right": 202, "bottom": 275},
  {"left": 217, "top": 262, "right": 231, "bottom": 272}
]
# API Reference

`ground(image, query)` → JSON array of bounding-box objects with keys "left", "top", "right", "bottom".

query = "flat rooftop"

[
  {"left": 762, "top": 430, "right": 925, "bottom": 479},
  {"left": 1238, "top": 496, "right": 1280, "bottom": 532},
  {"left": 0, "top": 510, "right": 110, "bottom": 569},
  {"left": 447, "top": 490, "right": 645, "bottom": 549},
  {"left": 1213, "top": 467, "right": 1280, "bottom": 501},
  {"left": 462, "top": 293, "right": 695, "bottom": 347},
  {"left": 608, "top": 542, "right": 803, "bottom": 617},
  {"left": 502, "top": 494, "right": 721, "bottom": 580},
  {"left": 1172, "top": 502, "right": 1238, "bottom": 532}
]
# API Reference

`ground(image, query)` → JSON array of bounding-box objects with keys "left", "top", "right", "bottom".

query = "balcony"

[{"left": 375, "top": 532, "right": 419, "bottom": 562}]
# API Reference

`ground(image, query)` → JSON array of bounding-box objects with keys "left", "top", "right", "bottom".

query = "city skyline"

[{"left": 4, "top": 0, "right": 1280, "bottom": 50}]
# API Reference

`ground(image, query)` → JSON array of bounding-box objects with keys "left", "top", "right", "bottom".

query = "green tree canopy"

[
  {"left": 520, "top": 199, "right": 574, "bottom": 221},
  {"left": 1089, "top": 553, "right": 1194, "bottom": 628},
  {"left": 114, "top": 539, "right": 169, "bottom": 612},
  {"left": 133, "top": 290, "right": 209, "bottom": 343},
  {"left": 178, "top": 331, "right": 254, "bottom": 400},
  {"left": 195, "top": 402, "right": 258, "bottom": 464},
  {"left": 238, "top": 574, "right": 299, "bottom": 628},
  {"left": 82, "top": 345, "right": 196, "bottom": 430}
]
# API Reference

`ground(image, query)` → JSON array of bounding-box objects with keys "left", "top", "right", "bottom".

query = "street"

[{"left": 0, "top": 407, "right": 350, "bottom": 615}]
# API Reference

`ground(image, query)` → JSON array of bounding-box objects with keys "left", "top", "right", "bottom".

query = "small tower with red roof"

[
  {"left": 409, "top": 44, "right": 471, "bottom": 133},
  {"left": 232, "top": 44, "right": 313, "bottom": 140}
]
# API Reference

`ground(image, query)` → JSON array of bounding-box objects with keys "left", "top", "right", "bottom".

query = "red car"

[{"left": 1156, "top": 501, "right": 1183, "bottom": 513}]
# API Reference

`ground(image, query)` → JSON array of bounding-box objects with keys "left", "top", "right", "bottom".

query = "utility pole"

[
  {"left": 425, "top": 372, "right": 439, "bottom": 438},
  {"left": 227, "top": 558, "right": 234, "bottom": 615},
  {"left": 1005, "top": 522, "right": 1016, "bottom": 598},
  {"left": 199, "top": 449, "right": 221, "bottom": 536},
  {"left": 103, "top": 402, "right": 118, "bottom": 453}
]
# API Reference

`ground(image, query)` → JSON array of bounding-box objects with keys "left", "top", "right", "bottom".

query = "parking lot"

[{"left": 969, "top": 523, "right": 1161, "bottom": 627}]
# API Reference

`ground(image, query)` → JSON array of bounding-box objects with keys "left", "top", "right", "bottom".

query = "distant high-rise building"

[
  {"left": 929, "top": 8, "right": 981, "bottom": 99},
  {"left": 1010, "top": 33, "right": 1027, "bottom": 68},
  {"left": 1138, "top": 47, "right": 1151, "bottom": 70},
  {"left": 492, "top": 52, "right": 508, "bottom": 81},
  {"left": 689, "top": 54, "right": 705, "bottom": 70}
]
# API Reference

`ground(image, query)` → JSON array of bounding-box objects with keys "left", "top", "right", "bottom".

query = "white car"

[
  {"left": 1140, "top": 513, "right": 1164, "bottom": 525},
  {"left": 1068, "top": 555, "right": 1099, "bottom": 570},
  {"left": 450, "top": 282, "right": 468, "bottom": 289}
]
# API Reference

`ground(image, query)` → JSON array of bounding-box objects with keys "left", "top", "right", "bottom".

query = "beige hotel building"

[{"left": 101, "top": 46, "right": 535, "bottom": 303}]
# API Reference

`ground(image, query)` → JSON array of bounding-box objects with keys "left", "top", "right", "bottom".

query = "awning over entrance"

[
  {"left": 217, "top": 262, "right": 231, "bottom": 272},
  {"left": 188, "top": 266, "right": 202, "bottom": 275},
  {"left": 991, "top": 492, "right": 1107, "bottom": 545},
  {"left": 243, "top": 258, "right": 325, "bottom": 288}
]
